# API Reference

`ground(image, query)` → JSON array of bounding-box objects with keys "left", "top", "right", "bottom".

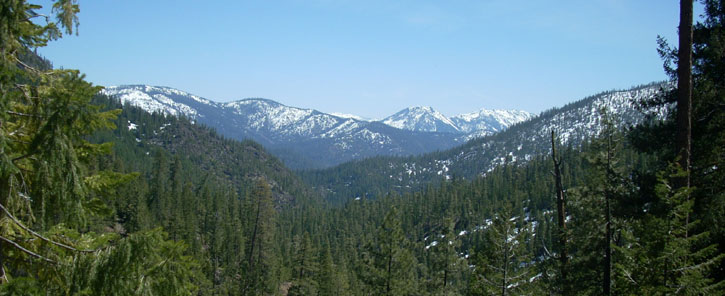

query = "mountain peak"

[
  {"left": 451, "top": 108, "right": 534, "bottom": 135},
  {"left": 381, "top": 106, "right": 460, "bottom": 133},
  {"left": 379, "top": 105, "right": 533, "bottom": 136}
]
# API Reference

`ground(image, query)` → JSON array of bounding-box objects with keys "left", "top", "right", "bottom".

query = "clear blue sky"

[{"left": 38, "top": 0, "right": 699, "bottom": 119}]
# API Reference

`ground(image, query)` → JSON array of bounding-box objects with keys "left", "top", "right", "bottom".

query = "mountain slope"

[
  {"left": 90, "top": 94, "right": 317, "bottom": 206},
  {"left": 302, "top": 82, "right": 666, "bottom": 203},
  {"left": 451, "top": 109, "right": 534, "bottom": 140}
]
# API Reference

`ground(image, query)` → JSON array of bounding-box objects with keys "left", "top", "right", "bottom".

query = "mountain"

[
  {"left": 302, "top": 82, "right": 667, "bottom": 203},
  {"left": 382, "top": 106, "right": 461, "bottom": 133},
  {"left": 101, "top": 85, "right": 529, "bottom": 169},
  {"left": 451, "top": 108, "right": 534, "bottom": 140},
  {"left": 90, "top": 95, "right": 317, "bottom": 207},
  {"left": 381, "top": 106, "right": 533, "bottom": 138}
]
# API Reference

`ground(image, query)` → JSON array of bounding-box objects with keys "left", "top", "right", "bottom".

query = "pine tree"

[
  {"left": 317, "top": 245, "right": 338, "bottom": 296},
  {"left": 361, "top": 207, "right": 418, "bottom": 295},
  {"left": 565, "top": 108, "right": 634, "bottom": 295},
  {"left": 289, "top": 231, "right": 319, "bottom": 294},
  {"left": 470, "top": 206, "right": 538, "bottom": 296},
  {"left": 148, "top": 150, "right": 169, "bottom": 225},
  {"left": 242, "top": 179, "right": 278, "bottom": 295},
  {"left": 614, "top": 164, "right": 724, "bottom": 294},
  {"left": 429, "top": 217, "right": 463, "bottom": 295}
]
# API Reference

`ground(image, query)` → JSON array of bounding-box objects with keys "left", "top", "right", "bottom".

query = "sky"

[{"left": 37, "top": 0, "right": 700, "bottom": 119}]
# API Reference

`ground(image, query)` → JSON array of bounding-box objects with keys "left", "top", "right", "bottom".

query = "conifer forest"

[{"left": 1, "top": 0, "right": 724, "bottom": 295}]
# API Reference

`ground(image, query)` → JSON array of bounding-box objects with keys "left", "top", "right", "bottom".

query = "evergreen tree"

[
  {"left": 614, "top": 164, "right": 724, "bottom": 294},
  {"left": 242, "top": 180, "right": 278, "bottom": 295},
  {"left": 566, "top": 108, "right": 633, "bottom": 295},
  {"left": 0, "top": 1, "right": 201, "bottom": 293},
  {"left": 317, "top": 245, "right": 339, "bottom": 296},
  {"left": 361, "top": 207, "right": 418, "bottom": 295},
  {"left": 630, "top": 0, "right": 725, "bottom": 291},
  {"left": 429, "top": 217, "right": 464, "bottom": 295},
  {"left": 290, "top": 231, "right": 319, "bottom": 295},
  {"left": 470, "top": 206, "right": 538, "bottom": 296}
]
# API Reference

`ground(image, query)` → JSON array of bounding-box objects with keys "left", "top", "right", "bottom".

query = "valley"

[{"left": 2, "top": 1, "right": 723, "bottom": 295}]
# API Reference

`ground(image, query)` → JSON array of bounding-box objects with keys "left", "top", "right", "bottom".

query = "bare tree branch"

[{"left": 6, "top": 111, "right": 41, "bottom": 118}]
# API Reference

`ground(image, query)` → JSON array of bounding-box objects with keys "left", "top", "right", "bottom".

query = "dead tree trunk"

[{"left": 551, "top": 131, "right": 569, "bottom": 294}]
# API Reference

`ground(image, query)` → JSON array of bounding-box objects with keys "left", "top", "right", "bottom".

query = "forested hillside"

[
  {"left": 90, "top": 96, "right": 316, "bottom": 207},
  {"left": 302, "top": 82, "right": 666, "bottom": 204}
]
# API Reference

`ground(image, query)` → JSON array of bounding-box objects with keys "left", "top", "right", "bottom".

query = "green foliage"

[
  {"left": 613, "top": 164, "right": 724, "bottom": 294},
  {"left": 63, "top": 229, "right": 199, "bottom": 296},
  {"left": 0, "top": 1, "right": 201, "bottom": 294}
]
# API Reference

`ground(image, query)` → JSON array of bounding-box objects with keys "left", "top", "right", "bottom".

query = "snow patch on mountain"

[
  {"left": 102, "top": 85, "right": 203, "bottom": 118},
  {"left": 330, "top": 112, "right": 370, "bottom": 121},
  {"left": 451, "top": 109, "right": 533, "bottom": 133}
]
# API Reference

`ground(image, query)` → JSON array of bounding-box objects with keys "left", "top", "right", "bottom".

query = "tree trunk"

[
  {"left": 676, "top": 0, "right": 693, "bottom": 237},
  {"left": 386, "top": 250, "right": 392, "bottom": 295},
  {"left": 604, "top": 134, "right": 613, "bottom": 296},
  {"left": 247, "top": 197, "right": 262, "bottom": 267},
  {"left": 502, "top": 226, "right": 509, "bottom": 296},
  {"left": 551, "top": 131, "right": 569, "bottom": 294},
  {"left": 0, "top": 178, "right": 8, "bottom": 284}
]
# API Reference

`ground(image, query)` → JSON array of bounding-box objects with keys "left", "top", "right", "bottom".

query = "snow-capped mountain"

[
  {"left": 382, "top": 106, "right": 461, "bottom": 133},
  {"left": 451, "top": 109, "right": 534, "bottom": 137},
  {"left": 101, "top": 83, "right": 663, "bottom": 172},
  {"left": 102, "top": 85, "right": 476, "bottom": 168},
  {"left": 102, "top": 85, "right": 212, "bottom": 118},
  {"left": 221, "top": 98, "right": 347, "bottom": 141},
  {"left": 380, "top": 106, "right": 533, "bottom": 138}
]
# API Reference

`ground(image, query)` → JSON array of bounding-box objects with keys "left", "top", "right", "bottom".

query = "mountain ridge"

[
  {"left": 301, "top": 82, "right": 668, "bottom": 203},
  {"left": 101, "top": 85, "right": 531, "bottom": 168}
]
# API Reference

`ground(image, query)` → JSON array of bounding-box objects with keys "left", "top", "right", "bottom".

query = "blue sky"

[{"left": 38, "top": 1, "right": 697, "bottom": 119}]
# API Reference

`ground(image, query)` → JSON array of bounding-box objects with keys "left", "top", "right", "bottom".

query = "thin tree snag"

[{"left": 551, "top": 130, "right": 569, "bottom": 294}]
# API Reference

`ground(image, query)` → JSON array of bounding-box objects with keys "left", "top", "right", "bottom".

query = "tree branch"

[
  {"left": 622, "top": 269, "right": 638, "bottom": 285},
  {"left": 0, "top": 235, "right": 56, "bottom": 264},
  {"left": 540, "top": 236, "right": 555, "bottom": 259},
  {"left": 6, "top": 111, "right": 41, "bottom": 118},
  {"left": 0, "top": 202, "right": 96, "bottom": 253},
  {"left": 11, "top": 153, "right": 35, "bottom": 163}
]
